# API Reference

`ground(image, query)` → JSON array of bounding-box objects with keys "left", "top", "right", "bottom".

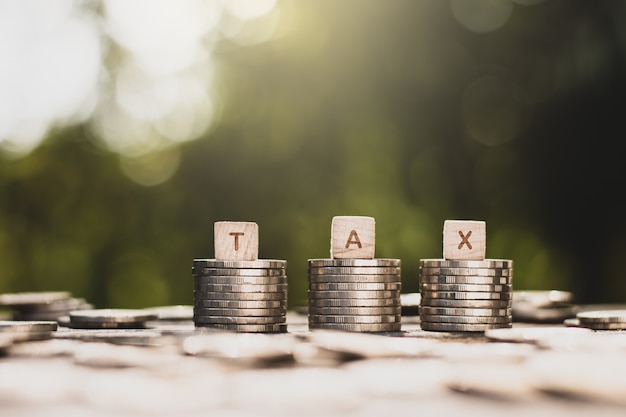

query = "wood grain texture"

[
  {"left": 330, "top": 216, "right": 375, "bottom": 259},
  {"left": 214, "top": 221, "right": 259, "bottom": 260},
  {"left": 443, "top": 220, "right": 486, "bottom": 260}
]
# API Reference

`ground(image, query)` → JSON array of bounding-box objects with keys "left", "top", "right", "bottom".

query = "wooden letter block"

[
  {"left": 331, "top": 216, "right": 375, "bottom": 259},
  {"left": 443, "top": 220, "right": 486, "bottom": 260},
  {"left": 214, "top": 221, "right": 259, "bottom": 261}
]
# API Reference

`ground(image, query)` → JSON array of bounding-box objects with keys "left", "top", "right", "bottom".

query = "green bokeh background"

[{"left": 2, "top": 0, "right": 626, "bottom": 309}]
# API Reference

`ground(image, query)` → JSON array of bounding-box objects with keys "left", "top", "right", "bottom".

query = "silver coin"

[
  {"left": 308, "top": 314, "right": 400, "bottom": 324},
  {"left": 309, "top": 322, "right": 401, "bottom": 332},
  {"left": 194, "top": 275, "right": 287, "bottom": 285},
  {"left": 308, "top": 259, "right": 401, "bottom": 267},
  {"left": 192, "top": 268, "right": 285, "bottom": 276},
  {"left": 12, "top": 297, "right": 90, "bottom": 313},
  {"left": 420, "top": 283, "right": 512, "bottom": 293},
  {"left": 512, "top": 290, "right": 574, "bottom": 306},
  {"left": 195, "top": 323, "right": 287, "bottom": 333},
  {"left": 61, "top": 320, "right": 147, "bottom": 329},
  {"left": 307, "top": 290, "right": 400, "bottom": 299},
  {"left": 419, "top": 259, "right": 513, "bottom": 268},
  {"left": 0, "top": 291, "right": 71, "bottom": 307},
  {"left": 194, "top": 299, "right": 287, "bottom": 309},
  {"left": 576, "top": 310, "right": 626, "bottom": 324},
  {"left": 14, "top": 307, "right": 93, "bottom": 321},
  {"left": 308, "top": 266, "right": 401, "bottom": 275},
  {"left": 420, "top": 275, "right": 511, "bottom": 285},
  {"left": 421, "top": 321, "right": 511, "bottom": 332},
  {"left": 308, "top": 298, "right": 400, "bottom": 308},
  {"left": 193, "top": 259, "right": 287, "bottom": 269},
  {"left": 194, "top": 315, "right": 285, "bottom": 325},
  {"left": 308, "top": 274, "right": 401, "bottom": 283},
  {"left": 194, "top": 283, "right": 288, "bottom": 293},
  {"left": 484, "top": 326, "right": 592, "bottom": 342},
  {"left": 193, "top": 307, "right": 286, "bottom": 317},
  {"left": 69, "top": 309, "right": 158, "bottom": 324},
  {"left": 420, "top": 291, "right": 512, "bottom": 300},
  {"left": 54, "top": 329, "right": 164, "bottom": 345},
  {"left": 308, "top": 306, "right": 401, "bottom": 316},
  {"left": 577, "top": 321, "right": 626, "bottom": 330},
  {"left": 309, "top": 282, "right": 401, "bottom": 291},
  {"left": 420, "top": 267, "right": 512, "bottom": 276},
  {"left": 0, "top": 320, "right": 58, "bottom": 332},
  {"left": 419, "top": 314, "right": 512, "bottom": 324},
  {"left": 194, "top": 291, "right": 287, "bottom": 301},
  {"left": 420, "top": 298, "right": 511, "bottom": 308},
  {"left": 419, "top": 306, "right": 512, "bottom": 317}
]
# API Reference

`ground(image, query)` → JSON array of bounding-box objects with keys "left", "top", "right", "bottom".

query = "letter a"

[{"left": 345, "top": 230, "right": 363, "bottom": 249}]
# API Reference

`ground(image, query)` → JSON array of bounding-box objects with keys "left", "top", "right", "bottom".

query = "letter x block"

[
  {"left": 214, "top": 221, "right": 259, "bottom": 261},
  {"left": 331, "top": 216, "right": 375, "bottom": 259},
  {"left": 443, "top": 220, "right": 486, "bottom": 260}
]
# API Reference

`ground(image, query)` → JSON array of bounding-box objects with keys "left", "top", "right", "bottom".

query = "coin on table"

[
  {"left": 419, "top": 267, "right": 512, "bottom": 277},
  {"left": 308, "top": 267, "right": 401, "bottom": 276},
  {"left": 420, "top": 298, "right": 511, "bottom": 309},
  {"left": 308, "top": 306, "right": 401, "bottom": 316},
  {"left": 194, "top": 275, "right": 287, "bottom": 285},
  {"left": 194, "top": 299, "right": 287, "bottom": 309},
  {"left": 419, "top": 259, "right": 513, "bottom": 269},
  {"left": 69, "top": 309, "right": 158, "bottom": 324},
  {"left": 308, "top": 274, "right": 401, "bottom": 283},
  {"left": 195, "top": 291, "right": 287, "bottom": 301},
  {"left": 484, "top": 326, "right": 592, "bottom": 343},
  {"left": 307, "top": 290, "right": 400, "bottom": 299},
  {"left": 420, "top": 283, "right": 512, "bottom": 293},
  {"left": 0, "top": 320, "right": 58, "bottom": 332},
  {"left": 419, "top": 314, "right": 512, "bottom": 324},
  {"left": 419, "top": 275, "right": 511, "bottom": 285},
  {"left": 421, "top": 321, "right": 511, "bottom": 332},
  {"left": 0, "top": 291, "right": 72, "bottom": 307},
  {"left": 419, "top": 306, "right": 512, "bottom": 317},
  {"left": 308, "top": 259, "right": 401, "bottom": 267},
  {"left": 193, "top": 307, "right": 286, "bottom": 317},
  {"left": 512, "top": 290, "right": 573, "bottom": 307},
  {"left": 309, "top": 322, "right": 401, "bottom": 332},
  {"left": 576, "top": 310, "right": 626, "bottom": 330},
  {"left": 420, "top": 291, "right": 512, "bottom": 300},
  {"left": 194, "top": 283, "right": 288, "bottom": 293},
  {"left": 195, "top": 323, "right": 287, "bottom": 333},
  {"left": 309, "top": 282, "right": 401, "bottom": 291},
  {"left": 194, "top": 315, "right": 285, "bottom": 325},
  {"left": 192, "top": 267, "right": 285, "bottom": 277},
  {"left": 308, "top": 297, "right": 400, "bottom": 308},
  {"left": 308, "top": 314, "right": 400, "bottom": 324}
]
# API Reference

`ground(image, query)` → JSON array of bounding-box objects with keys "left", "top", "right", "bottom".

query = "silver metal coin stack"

[
  {"left": 192, "top": 259, "right": 288, "bottom": 333},
  {"left": 419, "top": 258, "right": 513, "bottom": 332},
  {"left": 0, "top": 291, "right": 93, "bottom": 322},
  {"left": 307, "top": 259, "right": 402, "bottom": 333}
]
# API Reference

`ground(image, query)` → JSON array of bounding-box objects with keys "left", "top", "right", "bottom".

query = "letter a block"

[
  {"left": 443, "top": 220, "right": 486, "bottom": 260},
  {"left": 331, "top": 216, "right": 375, "bottom": 259},
  {"left": 214, "top": 221, "right": 259, "bottom": 261}
]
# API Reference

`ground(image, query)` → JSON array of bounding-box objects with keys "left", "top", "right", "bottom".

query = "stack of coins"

[
  {"left": 192, "top": 259, "right": 288, "bottom": 333},
  {"left": 0, "top": 291, "right": 93, "bottom": 322},
  {"left": 307, "top": 258, "right": 402, "bottom": 332},
  {"left": 419, "top": 259, "right": 513, "bottom": 332}
]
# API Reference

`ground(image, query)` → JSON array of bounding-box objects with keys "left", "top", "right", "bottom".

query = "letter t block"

[
  {"left": 214, "top": 221, "right": 259, "bottom": 261},
  {"left": 331, "top": 216, "right": 376, "bottom": 259},
  {"left": 443, "top": 220, "right": 486, "bottom": 260}
]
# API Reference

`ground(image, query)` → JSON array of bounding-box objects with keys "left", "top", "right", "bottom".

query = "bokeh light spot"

[{"left": 451, "top": 0, "right": 513, "bottom": 33}]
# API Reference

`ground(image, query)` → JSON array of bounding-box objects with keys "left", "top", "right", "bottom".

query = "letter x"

[{"left": 458, "top": 230, "right": 472, "bottom": 250}]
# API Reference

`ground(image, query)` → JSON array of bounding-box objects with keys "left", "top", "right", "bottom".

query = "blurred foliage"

[{"left": 2, "top": 0, "right": 626, "bottom": 308}]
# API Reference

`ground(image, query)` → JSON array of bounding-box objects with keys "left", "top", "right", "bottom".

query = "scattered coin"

[
  {"left": 576, "top": 310, "right": 626, "bottom": 330},
  {"left": 69, "top": 309, "right": 158, "bottom": 325},
  {"left": 0, "top": 320, "right": 58, "bottom": 332},
  {"left": 0, "top": 291, "right": 72, "bottom": 307}
]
